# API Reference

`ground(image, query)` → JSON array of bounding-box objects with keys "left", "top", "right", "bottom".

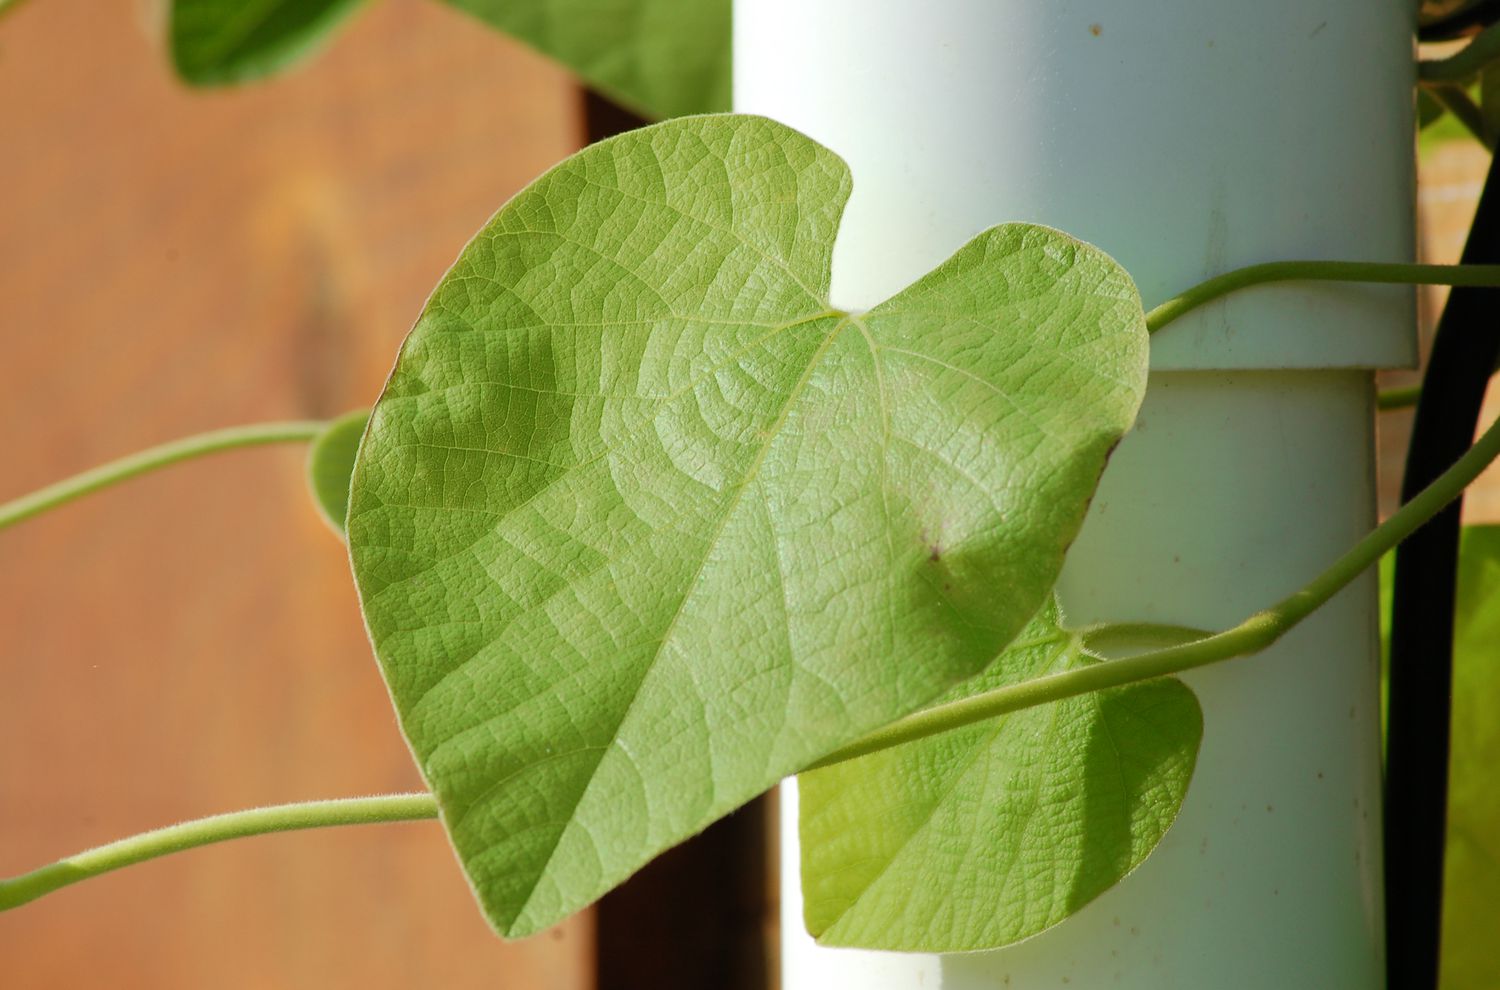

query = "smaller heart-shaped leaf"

[{"left": 799, "top": 599, "right": 1202, "bottom": 952}]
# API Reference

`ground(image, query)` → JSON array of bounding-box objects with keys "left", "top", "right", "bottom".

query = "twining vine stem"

[
  {"left": 1419, "top": 19, "right": 1500, "bottom": 82},
  {"left": 6, "top": 259, "right": 1500, "bottom": 910},
  {"left": 1379, "top": 385, "right": 1424, "bottom": 412},
  {"left": 1426, "top": 83, "right": 1495, "bottom": 150},
  {"left": 0, "top": 421, "right": 327, "bottom": 532},
  {"left": 0, "top": 795, "right": 437, "bottom": 911},
  {"left": 1144, "top": 261, "right": 1500, "bottom": 334}
]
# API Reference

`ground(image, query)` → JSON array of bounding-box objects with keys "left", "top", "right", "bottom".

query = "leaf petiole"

[{"left": 1075, "top": 620, "right": 1212, "bottom": 656}]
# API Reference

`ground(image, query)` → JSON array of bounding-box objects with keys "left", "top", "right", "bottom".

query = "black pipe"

[{"left": 1385, "top": 150, "right": 1500, "bottom": 989}]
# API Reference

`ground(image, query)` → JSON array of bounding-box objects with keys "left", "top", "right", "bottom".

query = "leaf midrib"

[
  {"left": 362, "top": 307, "right": 847, "bottom": 671},
  {"left": 504, "top": 316, "right": 855, "bottom": 932}
]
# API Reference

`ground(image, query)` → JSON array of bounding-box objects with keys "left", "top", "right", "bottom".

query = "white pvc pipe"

[
  {"left": 736, "top": 3, "right": 1414, "bottom": 987},
  {"left": 736, "top": 1, "right": 1414, "bottom": 369}
]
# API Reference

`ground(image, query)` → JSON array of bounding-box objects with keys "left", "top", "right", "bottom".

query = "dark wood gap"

[{"left": 581, "top": 86, "right": 778, "bottom": 990}]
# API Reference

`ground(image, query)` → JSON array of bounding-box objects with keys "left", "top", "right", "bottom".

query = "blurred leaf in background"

[
  {"left": 170, "top": 0, "right": 370, "bottom": 84},
  {"left": 167, "top": 0, "right": 731, "bottom": 119},
  {"left": 443, "top": 0, "right": 729, "bottom": 118}
]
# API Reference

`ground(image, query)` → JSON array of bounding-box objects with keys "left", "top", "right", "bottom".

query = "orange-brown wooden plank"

[{"left": 0, "top": 1, "right": 591, "bottom": 986}]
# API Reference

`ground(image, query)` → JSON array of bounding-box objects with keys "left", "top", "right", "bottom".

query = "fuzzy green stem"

[
  {"left": 1145, "top": 262, "right": 1500, "bottom": 335},
  {"left": 809, "top": 408, "right": 1500, "bottom": 772},
  {"left": 0, "top": 794, "right": 438, "bottom": 911},
  {"left": 1420, "top": 22, "right": 1500, "bottom": 82},
  {"left": 0, "top": 421, "right": 327, "bottom": 532}
]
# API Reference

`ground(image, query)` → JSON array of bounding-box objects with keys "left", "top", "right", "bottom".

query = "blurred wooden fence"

[{"left": 0, "top": 1, "right": 591, "bottom": 986}]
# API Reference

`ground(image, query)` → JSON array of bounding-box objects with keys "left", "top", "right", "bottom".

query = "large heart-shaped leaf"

[
  {"left": 798, "top": 599, "right": 1202, "bottom": 951},
  {"left": 169, "top": 0, "right": 369, "bottom": 85},
  {"left": 347, "top": 113, "right": 1148, "bottom": 938},
  {"left": 445, "top": 0, "right": 730, "bottom": 118}
]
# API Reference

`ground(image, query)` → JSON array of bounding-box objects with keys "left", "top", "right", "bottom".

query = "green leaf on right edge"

[
  {"left": 347, "top": 114, "right": 1149, "bottom": 940},
  {"left": 1379, "top": 525, "right": 1500, "bottom": 988},
  {"left": 443, "top": 0, "right": 730, "bottom": 118},
  {"left": 799, "top": 598, "right": 1202, "bottom": 952},
  {"left": 306, "top": 409, "right": 369, "bottom": 535},
  {"left": 1440, "top": 525, "right": 1500, "bottom": 989},
  {"left": 169, "top": 0, "right": 368, "bottom": 86}
]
